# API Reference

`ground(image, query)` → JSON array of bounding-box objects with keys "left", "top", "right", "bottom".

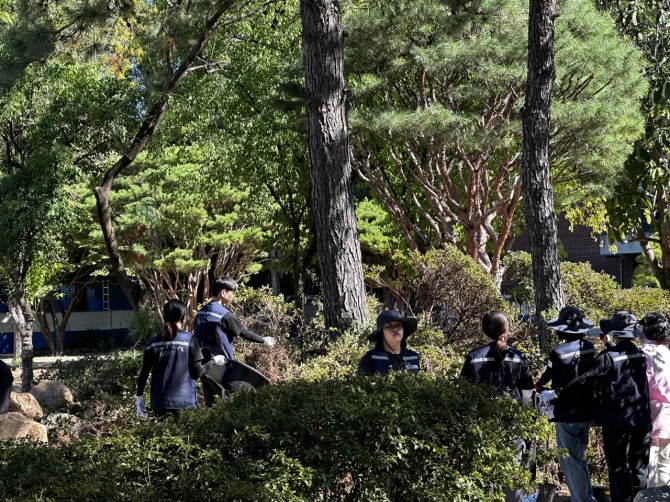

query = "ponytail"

[
  {"left": 161, "top": 299, "right": 187, "bottom": 341},
  {"left": 482, "top": 310, "right": 509, "bottom": 367}
]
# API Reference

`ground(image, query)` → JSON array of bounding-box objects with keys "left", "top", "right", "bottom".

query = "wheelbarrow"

[{"left": 205, "top": 359, "right": 271, "bottom": 396}]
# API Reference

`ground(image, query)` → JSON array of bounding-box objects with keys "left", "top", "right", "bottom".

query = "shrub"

[
  {"left": 40, "top": 352, "right": 141, "bottom": 422},
  {"left": 504, "top": 251, "right": 670, "bottom": 324},
  {"left": 403, "top": 247, "right": 509, "bottom": 343},
  {"left": 0, "top": 375, "right": 552, "bottom": 501}
]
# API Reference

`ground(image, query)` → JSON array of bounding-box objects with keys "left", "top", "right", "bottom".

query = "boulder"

[
  {"left": 0, "top": 412, "right": 48, "bottom": 443},
  {"left": 8, "top": 391, "right": 43, "bottom": 420},
  {"left": 42, "top": 413, "right": 88, "bottom": 444},
  {"left": 29, "top": 380, "right": 74, "bottom": 410}
]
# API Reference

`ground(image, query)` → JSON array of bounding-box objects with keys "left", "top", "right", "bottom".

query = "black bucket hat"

[
  {"left": 547, "top": 306, "right": 594, "bottom": 334},
  {"left": 368, "top": 310, "right": 418, "bottom": 341},
  {"left": 599, "top": 310, "right": 642, "bottom": 339}
]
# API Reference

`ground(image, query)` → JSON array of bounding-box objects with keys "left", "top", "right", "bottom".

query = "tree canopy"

[{"left": 346, "top": 0, "right": 647, "bottom": 281}]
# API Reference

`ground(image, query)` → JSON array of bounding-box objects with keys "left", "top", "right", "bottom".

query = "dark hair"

[
  {"left": 211, "top": 275, "right": 238, "bottom": 297},
  {"left": 482, "top": 309, "right": 509, "bottom": 367},
  {"left": 556, "top": 331, "right": 583, "bottom": 342},
  {"left": 641, "top": 313, "right": 670, "bottom": 343},
  {"left": 161, "top": 299, "right": 187, "bottom": 341}
]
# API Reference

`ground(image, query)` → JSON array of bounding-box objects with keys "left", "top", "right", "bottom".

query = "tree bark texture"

[
  {"left": 11, "top": 259, "right": 34, "bottom": 391},
  {"left": 522, "top": 0, "right": 564, "bottom": 343},
  {"left": 300, "top": 0, "right": 369, "bottom": 331}
]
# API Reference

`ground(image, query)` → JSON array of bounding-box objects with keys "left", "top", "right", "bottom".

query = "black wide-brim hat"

[
  {"left": 368, "top": 310, "right": 418, "bottom": 341},
  {"left": 599, "top": 310, "right": 642, "bottom": 339},
  {"left": 547, "top": 306, "right": 594, "bottom": 334}
]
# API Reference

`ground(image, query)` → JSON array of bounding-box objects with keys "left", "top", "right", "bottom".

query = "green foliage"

[
  {"left": 600, "top": 0, "right": 670, "bottom": 289},
  {"left": 0, "top": 375, "right": 551, "bottom": 501},
  {"left": 106, "top": 147, "right": 267, "bottom": 307},
  {"left": 632, "top": 251, "right": 661, "bottom": 287},
  {"left": 40, "top": 352, "right": 141, "bottom": 420},
  {"left": 403, "top": 247, "right": 508, "bottom": 341},
  {"left": 505, "top": 251, "right": 670, "bottom": 322},
  {"left": 346, "top": 0, "right": 646, "bottom": 270},
  {"left": 127, "top": 309, "right": 162, "bottom": 347}
]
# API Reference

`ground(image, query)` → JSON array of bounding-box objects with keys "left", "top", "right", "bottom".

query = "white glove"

[
  {"left": 135, "top": 395, "right": 147, "bottom": 417},
  {"left": 538, "top": 389, "right": 557, "bottom": 404},
  {"left": 212, "top": 354, "right": 227, "bottom": 365},
  {"left": 263, "top": 336, "right": 277, "bottom": 348}
]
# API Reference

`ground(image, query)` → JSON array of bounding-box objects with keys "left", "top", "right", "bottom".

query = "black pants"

[
  {"left": 0, "top": 360, "right": 12, "bottom": 414},
  {"left": 602, "top": 425, "right": 652, "bottom": 502}
]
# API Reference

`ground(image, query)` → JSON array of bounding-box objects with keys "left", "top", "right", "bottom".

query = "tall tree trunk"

[
  {"left": 300, "top": 0, "right": 369, "bottom": 331},
  {"left": 11, "top": 260, "right": 34, "bottom": 391},
  {"left": 522, "top": 0, "right": 564, "bottom": 348}
]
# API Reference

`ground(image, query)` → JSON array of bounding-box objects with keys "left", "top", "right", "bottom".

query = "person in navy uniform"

[
  {"left": 358, "top": 310, "right": 421, "bottom": 375},
  {"left": 536, "top": 306, "right": 598, "bottom": 502},
  {"left": 551, "top": 310, "right": 652, "bottom": 502},
  {"left": 194, "top": 276, "right": 276, "bottom": 406},
  {"left": 461, "top": 309, "right": 534, "bottom": 502},
  {"left": 0, "top": 359, "right": 12, "bottom": 414},
  {"left": 135, "top": 299, "right": 225, "bottom": 418}
]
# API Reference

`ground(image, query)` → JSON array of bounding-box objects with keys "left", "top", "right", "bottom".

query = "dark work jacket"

[
  {"left": 194, "top": 301, "right": 235, "bottom": 360},
  {"left": 460, "top": 342, "right": 534, "bottom": 402},
  {"left": 358, "top": 348, "right": 421, "bottom": 375},
  {"left": 136, "top": 331, "right": 199, "bottom": 411},
  {"left": 194, "top": 301, "right": 265, "bottom": 361},
  {"left": 537, "top": 338, "right": 596, "bottom": 422},
  {"left": 562, "top": 339, "right": 651, "bottom": 429}
]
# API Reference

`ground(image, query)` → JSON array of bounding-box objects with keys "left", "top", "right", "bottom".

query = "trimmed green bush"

[
  {"left": 404, "top": 247, "right": 509, "bottom": 343},
  {"left": 503, "top": 251, "right": 670, "bottom": 323},
  {"left": 1, "top": 375, "right": 550, "bottom": 501}
]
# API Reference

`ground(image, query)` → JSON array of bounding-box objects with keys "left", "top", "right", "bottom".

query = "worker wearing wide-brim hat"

[
  {"left": 553, "top": 310, "right": 652, "bottom": 502},
  {"left": 358, "top": 310, "right": 421, "bottom": 376},
  {"left": 536, "top": 306, "right": 598, "bottom": 502}
]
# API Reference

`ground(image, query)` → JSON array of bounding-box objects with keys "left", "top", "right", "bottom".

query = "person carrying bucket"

[
  {"left": 194, "top": 276, "right": 277, "bottom": 406},
  {"left": 536, "top": 306, "right": 598, "bottom": 502}
]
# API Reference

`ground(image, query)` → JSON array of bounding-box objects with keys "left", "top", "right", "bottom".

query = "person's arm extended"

[
  {"left": 536, "top": 349, "right": 558, "bottom": 389},
  {"left": 189, "top": 336, "right": 215, "bottom": 379},
  {"left": 558, "top": 351, "right": 611, "bottom": 394},
  {"left": 221, "top": 314, "right": 265, "bottom": 343}
]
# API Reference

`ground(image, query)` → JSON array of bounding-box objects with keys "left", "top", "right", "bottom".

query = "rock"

[
  {"left": 8, "top": 391, "right": 43, "bottom": 420},
  {"left": 0, "top": 412, "right": 48, "bottom": 443},
  {"left": 634, "top": 485, "right": 670, "bottom": 501},
  {"left": 42, "top": 413, "right": 88, "bottom": 444},
  {"left": 29, "top": 380, "right": 74, "bottom": 410}
]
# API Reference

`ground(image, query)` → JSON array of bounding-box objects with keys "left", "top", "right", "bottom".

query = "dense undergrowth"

[{"left": 2, "top": 248, "right": 669, "bottom": 500}]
